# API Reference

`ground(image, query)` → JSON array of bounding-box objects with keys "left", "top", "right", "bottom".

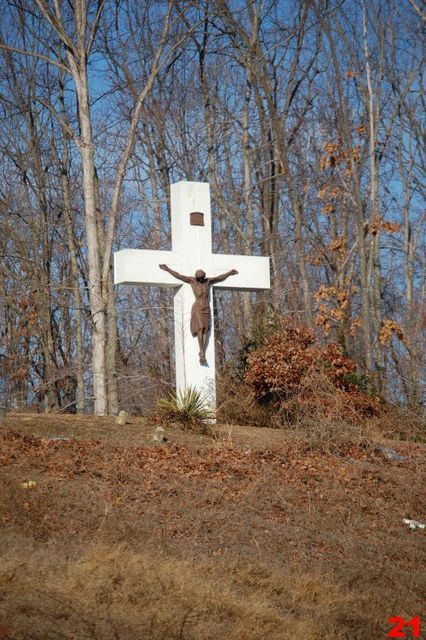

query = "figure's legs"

[
  {"left": 196, "top": 330, "right": 203, "bottom": 356},
  {"left": 197, "top": 329, "right": 207, "bottom": 364}
]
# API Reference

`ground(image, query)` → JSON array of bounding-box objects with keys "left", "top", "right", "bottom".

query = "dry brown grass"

[
  {"left": 0, "top": 413, "right": 425, "bottom": 639},
  {"left": 368, "top": 405, "right": 426, "bottom": 443},
  {"left": 0, "top": 541, "right": 360, "bottom": 640},
  {"left": 216, "top": 376, "right": 273, "bottom": 427}
]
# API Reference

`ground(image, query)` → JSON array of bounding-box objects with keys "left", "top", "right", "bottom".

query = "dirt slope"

[{"left": 0, "top": 413, "right": 424, "bottom": 639}]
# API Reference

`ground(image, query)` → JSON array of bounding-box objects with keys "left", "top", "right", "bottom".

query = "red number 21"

[{"left": 388, "top": 616, "right": 421, "bottom": 638}]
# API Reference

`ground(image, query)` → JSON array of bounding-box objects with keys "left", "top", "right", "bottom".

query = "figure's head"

[{"left": 195, "top": 269, "right": 206, "bottom": 281}]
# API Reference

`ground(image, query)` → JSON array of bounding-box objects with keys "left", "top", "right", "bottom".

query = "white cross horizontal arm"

[
  {"left": 114, "top": 249, "right": 186, "bottom": 287},
  {"left": 209, "top": 254, "right": 270, "bottom": 291},
  {"left": 114, "top": 249, "right": 270, "bottom": 291}
]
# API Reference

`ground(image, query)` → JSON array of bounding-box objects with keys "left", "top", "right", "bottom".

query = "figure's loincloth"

[{"left": 190, "top": 302, "right": 210, "bottom": 336}]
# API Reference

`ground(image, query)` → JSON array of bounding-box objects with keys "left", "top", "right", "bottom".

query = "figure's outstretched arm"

[
  {"left": 209, "top": 269, "right": 238, "bottom": 284},
  {"left": 159, "top": 264, "right": 193, "bottom": 283}
]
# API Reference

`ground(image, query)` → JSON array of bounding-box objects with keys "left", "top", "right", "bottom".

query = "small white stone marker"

[
  {"left": 115, "top": 410, "right": 129, "bottom": 426},
  {"left": 114, "top": 181, "right": 270, "bottom": 412},
  {"left": 152, "top": 425, "right": 166, "bottom": 443}
]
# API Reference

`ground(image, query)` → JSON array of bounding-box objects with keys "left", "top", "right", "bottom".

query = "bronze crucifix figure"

[{"left": 159, "top": 265, "right": 238, "bottom": 364}]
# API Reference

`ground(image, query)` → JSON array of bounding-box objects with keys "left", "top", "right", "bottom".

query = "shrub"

[
  {"left": 244, "top": 324, "right": 380, "bottom": 421},
  {"left": 245, "top": 326, "right": 317, "bottom": 397},
  {"left": 157, "top": 386, "right": 214, "bottom": 430},
  {"left": 234, "top": 305, "right": 284, "bottom": 380},
  {"left": 216, "top": 374, "right": 272, "bottom": 427}
]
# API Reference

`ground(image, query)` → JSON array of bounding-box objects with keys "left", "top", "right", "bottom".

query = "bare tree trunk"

[
  {"left": 106, "top": 269, "right": 119, "bottom": 414},
  {"left": 61, "top": 139, "right": 85, "bottom": 413},
  {"left": 241, "top": 81, "right": 255, "bottom": 331},
  {"left": 26, "top": 101, "right": 60, "bottom": 412},
  {"left": 318, "top": 7, "right": 374, "bottom": 371},
  {"left": 363, "top": 0, "right": 384, "bottom": 386},
  {"left": 75, "top": 72, "right": 107, "bottom": 414}
]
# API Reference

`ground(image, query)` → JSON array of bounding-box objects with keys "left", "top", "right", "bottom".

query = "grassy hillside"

[{"left": 0, "top": 413, "right": 425, "bottom": 639}]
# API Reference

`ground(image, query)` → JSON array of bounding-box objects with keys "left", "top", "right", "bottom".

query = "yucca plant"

[{"left": 157, "top": 386, "right": 214, "bottom": 429}]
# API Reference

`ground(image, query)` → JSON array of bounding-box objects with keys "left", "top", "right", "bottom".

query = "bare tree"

[{"left": 1, "top": 0, "right": 188, "bottom": 413}]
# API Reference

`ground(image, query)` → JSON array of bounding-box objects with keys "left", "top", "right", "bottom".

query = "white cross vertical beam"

[
  {"left": 114, "top": 181, "right": 270, "bottom": 413},
  {"left": 171, "top": 182, "right": 216, "bottom": 400}
]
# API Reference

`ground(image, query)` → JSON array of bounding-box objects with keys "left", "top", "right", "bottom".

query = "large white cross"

[{"left": 114, "top": 181, "right": 270, "bottom": 410}]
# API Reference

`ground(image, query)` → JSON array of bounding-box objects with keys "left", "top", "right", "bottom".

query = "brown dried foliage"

[
  {"left": 245, "top": 325, "right": 380, "bottom": 418},
  {"left": 0, "top": 416, "right": 424, "bottom": 640},
  {"left": 366, "top": 218, "right": 402, "bottom": 236},
  {"left": 379, "top": 318, "right": 406, "bottom": 346}
]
